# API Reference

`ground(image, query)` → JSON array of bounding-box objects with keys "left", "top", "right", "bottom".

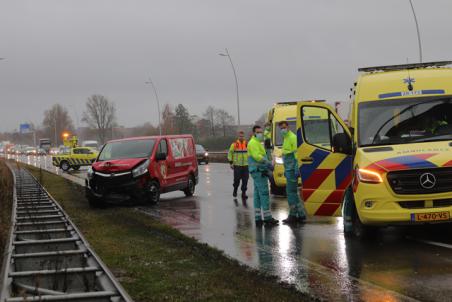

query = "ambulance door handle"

[{"left": 301, "top": 157, "right": 313, "bottom": 163}]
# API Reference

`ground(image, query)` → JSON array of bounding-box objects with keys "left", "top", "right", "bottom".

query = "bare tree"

[
  {"left": 203, "top": 106, "right": 216, "bottom": 136},
  {"left": 215, "top": 109, "right": 235, "bottom": 137},
  {"left": 161, "top": 104, "right": 176, "bottom": 134},
  {"left": 42, "top": 104, "right": 74, "bottom": 146},
  {"left": 82, "top": 95, "right": 116, "bottom": 144}
]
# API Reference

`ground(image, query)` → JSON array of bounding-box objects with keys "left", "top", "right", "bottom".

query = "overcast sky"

[{"left": 1, "top": 0, "right": 451, "bottom": 131}]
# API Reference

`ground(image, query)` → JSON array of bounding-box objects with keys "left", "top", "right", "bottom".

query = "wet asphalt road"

[{"left": 8, "top": 154, "right": 452, "bottom": 302}]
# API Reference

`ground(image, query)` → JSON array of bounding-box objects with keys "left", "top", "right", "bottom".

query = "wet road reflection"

[{"left": 9, "top": 156, "right": 452, "bottom": 301}]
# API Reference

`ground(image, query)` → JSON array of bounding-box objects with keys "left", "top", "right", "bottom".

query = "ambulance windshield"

[{"left": 358, "top": 97, "right": 452, "bottom": 147}]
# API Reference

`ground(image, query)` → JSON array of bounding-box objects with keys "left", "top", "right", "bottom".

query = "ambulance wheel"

[
  {"left": 72, "top": 165, "right": 80, "bottom": 171},
  {"left": 346, "top": 200, "right": 375, "bottom": 239},
  {"left": 184, "top": 176, "right": 196, "bottom": 197},
  {"left": 60, "top": 161, "right": 70, "bottom": 172},
  {"left": 148, "top": 181, "right": 160, "bottom": 204},
  {"left": 270, "top": 178, "right": 286, "bottom": 196}
]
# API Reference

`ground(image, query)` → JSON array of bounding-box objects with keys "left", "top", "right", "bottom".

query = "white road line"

[{"left": 408, "top": 237, "right": 452, "bottom": 249}]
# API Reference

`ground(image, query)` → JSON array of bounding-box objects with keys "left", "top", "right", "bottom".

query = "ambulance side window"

[
  {"left": 302, "top": 107, "right": 332, "bottom": 150},
  {"left": 330, "top": 113, "right": 345, "bottom": 136},
  {"left": 73, "top": 149, "right": 81, "bottom": 154}
]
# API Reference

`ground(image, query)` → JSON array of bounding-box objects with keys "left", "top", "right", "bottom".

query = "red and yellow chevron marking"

[{"left": 300, "top": 147, "right": 353, "bottom": 217}]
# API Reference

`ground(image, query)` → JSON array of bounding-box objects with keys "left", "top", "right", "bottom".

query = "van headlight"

[
  {"left": 132, "top": 159, "right": 150, "bottom": 178},
  {"left": 275, "top": 157, "right": 284, "bottom": 165},
  {"left": 87, "top": 166, "right": 94, "bottom": 179}
]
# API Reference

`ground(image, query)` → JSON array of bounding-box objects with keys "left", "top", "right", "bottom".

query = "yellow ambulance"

[
  {"left": 296, "top": 61, "right": 452, "bottom": 237},
  {"left": 266, "top": 102, "right": 297, "bottom": 195}
]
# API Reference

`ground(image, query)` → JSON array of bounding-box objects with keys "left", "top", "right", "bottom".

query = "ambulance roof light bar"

[
  {"left": 276, "top": 100, "right": 325, "bottom": 105},
  {"left": 358, "top": 61, "right": 452, "bottom": 73}
]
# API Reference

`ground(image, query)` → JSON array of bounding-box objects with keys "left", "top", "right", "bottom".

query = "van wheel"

[
  {"left": 184, "top": 176, "right": 195, "bottom": 197},
  {"left": 60, "top": 161, "right": 70, "bottom": 172},
  {"left": 86, "top": 187, "right": 106, "bottom": 208},
  {"left": 148, "top": 181, "right": 160, "bottom": 204}
]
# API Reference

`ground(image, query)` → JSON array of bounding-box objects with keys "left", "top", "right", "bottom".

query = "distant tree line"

[{"left": 1, "top": 94, "right": 247, "bottom": 151}]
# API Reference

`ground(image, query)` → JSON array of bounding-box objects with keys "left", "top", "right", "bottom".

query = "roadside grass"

[
  {"left": 24, "top": 165, "right": 314, "bottom": 302},
  {"left": 0, "top": 160, "right": 13, "bottom": 260}
]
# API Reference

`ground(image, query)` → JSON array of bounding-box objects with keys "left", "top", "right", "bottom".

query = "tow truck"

[{"left": 52, "top": 135, "right": 98, "bottom": 171}]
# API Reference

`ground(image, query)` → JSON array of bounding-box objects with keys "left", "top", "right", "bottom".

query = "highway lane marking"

[{"left": 407, "top": 237, "right": 452, "bottom": 250}]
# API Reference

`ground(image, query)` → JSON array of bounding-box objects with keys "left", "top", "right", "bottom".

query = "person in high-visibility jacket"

[
  {"left": 263, "top": 122, "right": 272, "bottom": 161},
  {"left": 228, "top": 131, "right": 249, "bottom": 199},
  {"left": 248, "top": 125, "right": 279, "bottom": 227},
  {"left": 278, "top": 121, "right": 307, "bottom": 224}
]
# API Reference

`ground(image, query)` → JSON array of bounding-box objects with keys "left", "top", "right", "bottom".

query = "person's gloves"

[
  {"left": 229, "top": 162, "right": 234, "bottom": 170},
  {"left": 294, "top": 169, "right": 300, "bottom": 179}
]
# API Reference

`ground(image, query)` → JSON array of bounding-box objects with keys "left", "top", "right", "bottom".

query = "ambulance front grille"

[{"left": 387, "top": 167, "right": 452, "bottom": 195}]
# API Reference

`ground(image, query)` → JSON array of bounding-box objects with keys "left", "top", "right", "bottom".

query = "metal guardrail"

[{"left": 0, "top": 165, "right": 133, "bottom": 302}]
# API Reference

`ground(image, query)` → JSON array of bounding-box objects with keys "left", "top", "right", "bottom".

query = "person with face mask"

[
  {"left": 278, "top": 121, "right": 307, "bottom": 224},
  {"left": 248, "top": 125, "right": 279, "bottom": 227},
  {"left": 263, "top": 122, "right": 273, "bottom": 161},
  {"left": 227, "top": 130, "right": 249, "bottom": 199}
]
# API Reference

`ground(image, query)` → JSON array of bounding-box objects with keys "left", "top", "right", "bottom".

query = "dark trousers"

[{"left": 233, "top": 165, "right": 249, "bottom": 194}]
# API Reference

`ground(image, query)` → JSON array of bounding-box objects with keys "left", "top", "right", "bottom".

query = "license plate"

[{"left": 411, "top": 211, "right": 450, "bottom": 222}]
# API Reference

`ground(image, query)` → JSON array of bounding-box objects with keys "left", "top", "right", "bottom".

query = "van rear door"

[{"left": 296, "top": 102, "right": 352, "bottom": 216}]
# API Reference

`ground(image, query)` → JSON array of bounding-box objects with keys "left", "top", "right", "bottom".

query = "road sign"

[{"left": 19, "top": 123, "right": 32, "bottom": 134}]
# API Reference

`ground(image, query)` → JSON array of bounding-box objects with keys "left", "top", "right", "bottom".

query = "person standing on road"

[
  {"left": 279, "top": 121, "right": 307, "bottom": 224},
  {"left": 248, "top": 125, "right": 279, "bottom": 227},
  {"left": 228, "top": 131, "right": 249, "bottom": 199},
  {"left": 263, "top": 122, "right": 273, "bottom": 161}
]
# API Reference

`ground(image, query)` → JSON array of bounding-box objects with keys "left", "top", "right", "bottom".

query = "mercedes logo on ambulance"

[{"left": 419, "top": 173, "right": 436, "bottom": 189}]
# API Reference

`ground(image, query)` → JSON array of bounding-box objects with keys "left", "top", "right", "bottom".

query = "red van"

[{"left": 85, "top": 135, "right": 198, "bottom": 207}]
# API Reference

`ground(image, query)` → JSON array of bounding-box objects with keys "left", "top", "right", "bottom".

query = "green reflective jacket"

[
  {"left": 248, "top": 136, "right": 267, "bottom": 173},
  {"left": 282, "top": 130, "right": 297, "bottom": 155},
  {"left": 227, "top": 140, "right": 248, "bottom": 166}
]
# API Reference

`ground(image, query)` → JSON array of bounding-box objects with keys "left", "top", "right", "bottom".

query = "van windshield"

[
  {"left": 98, "top": 139, "right": 155, "bottom": 161},
  {"left": 274, "top": 121, "right": 297, "bottom": 146},
  {"left": 358, "top": 97, "right": 452, "bottom": 147}
]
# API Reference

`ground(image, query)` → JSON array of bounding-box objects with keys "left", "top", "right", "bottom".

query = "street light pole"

[
  {"left": 145, "top": 77, "right": 162, "bottom": 135},
  {"left": 408, "top": 0, "right": 423, "bottom": 63},
  {"left": 219, "top": 48, "right": 240, "bottom": 127}
]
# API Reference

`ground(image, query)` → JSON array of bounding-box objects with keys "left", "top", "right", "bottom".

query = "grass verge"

[
  {"left": 24, "top": 164, "right": 314, "bottom": 302},
  {"left": 0, "top": 160, "right": 13, "bottom": 260}
]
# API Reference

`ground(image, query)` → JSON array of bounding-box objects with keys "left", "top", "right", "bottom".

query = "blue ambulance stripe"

[
  {"left": 335, "top": 156, "right": 353, "bottom": 188},
  {"left": 379, "top": 92, "right": 402, "bottom": 99},
  {"left": 287, "top": 117, "right": 296, "bottom": 120},
  {"left": 421, "top": 89, "right": 445, "bottom": 95},
  {"left": 301, "top": 149, "right": 329, "bottom": 182},
  {"left": 386, "top": 155, "right": 437, "bottom": 169},
  {"left": 297, "top": 128, "right": 303, "bottom": 147},
  {"left": 379, "top": 89, "right": 445, "bottom": 99}
]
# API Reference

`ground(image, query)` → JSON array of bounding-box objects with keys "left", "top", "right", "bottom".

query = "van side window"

[
  {"left": 73, "top": 148, "right": 82, "bottom": 154},
  {"left": 302, "top": 106, "right": 332, "bottom": 150},
  {"left": 158, "top": 139, "right": 168, "bottom": 155}
]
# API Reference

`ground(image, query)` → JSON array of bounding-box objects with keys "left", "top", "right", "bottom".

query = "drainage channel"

[{"left": 0, "top": 165, "right": 133, "bottom": 302}]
